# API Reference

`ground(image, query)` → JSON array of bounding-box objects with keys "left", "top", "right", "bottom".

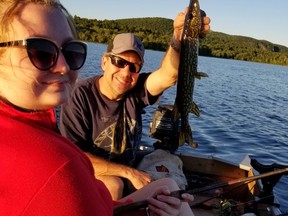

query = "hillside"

[{"left": 74, "top": 16, "right": 288, "bottom": 66}]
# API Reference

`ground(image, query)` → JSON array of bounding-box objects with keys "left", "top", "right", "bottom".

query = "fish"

[{"left": 173, "top": 0, "right": 208, "bottom": 148}]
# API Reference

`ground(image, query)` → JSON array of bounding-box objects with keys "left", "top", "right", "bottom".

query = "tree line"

[{"left": 74, "top": 16, "right": 288, "bottom": 66}]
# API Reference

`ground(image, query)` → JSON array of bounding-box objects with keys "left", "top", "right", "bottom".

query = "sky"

[{"left": 60, "top": 0, "right": 288, "bottom": 48}]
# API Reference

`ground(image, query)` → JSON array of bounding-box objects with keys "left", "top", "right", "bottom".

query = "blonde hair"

[{"left": 0, "top": 0, "right": 78, "bottom": 55}]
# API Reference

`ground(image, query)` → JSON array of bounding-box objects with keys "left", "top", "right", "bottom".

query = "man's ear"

[{"left": 101, "top": 55, "right": 108, "bottom": 71}]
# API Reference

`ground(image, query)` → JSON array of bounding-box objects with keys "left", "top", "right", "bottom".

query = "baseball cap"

[{"left": 106, "top": 33, "right": 145, "bottom": 63}]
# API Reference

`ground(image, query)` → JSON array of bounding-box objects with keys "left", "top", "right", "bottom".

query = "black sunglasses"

[
  {"left": 109, "top": 55, "right": 142, "bottom": 73},
  {"left": 0, "top": 37, "right": 87, "bottom": 70}
]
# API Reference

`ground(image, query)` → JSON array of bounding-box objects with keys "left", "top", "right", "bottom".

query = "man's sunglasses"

[
  {"left": 0, "top": 37, "right": 87, "bottom": 71},
  {"left": 109, "top": 55, "right": 142, "bottom": 73}
]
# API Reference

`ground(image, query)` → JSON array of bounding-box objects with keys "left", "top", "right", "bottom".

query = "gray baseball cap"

[{"left": 107, "top": 33, "right": 145, "bottom": 63}]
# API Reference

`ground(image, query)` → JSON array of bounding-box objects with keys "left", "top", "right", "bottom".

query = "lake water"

[{"left": 81, "top": 42, "right": 288, "bottom": 212}]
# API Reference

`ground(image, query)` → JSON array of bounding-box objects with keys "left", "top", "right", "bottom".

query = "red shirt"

[{"left": 0, "top": 100, "right": 115, "bottom": 216}]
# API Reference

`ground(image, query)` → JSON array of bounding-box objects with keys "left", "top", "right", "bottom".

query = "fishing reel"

[{"left": 149, "top": 104, "right": 180, "bottom": 153}]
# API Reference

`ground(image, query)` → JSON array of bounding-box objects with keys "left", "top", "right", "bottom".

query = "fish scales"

[{"left": 173, "top": 0, "right": 208, "bottom": 148}]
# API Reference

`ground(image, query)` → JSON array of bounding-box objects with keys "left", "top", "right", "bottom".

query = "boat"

[
  {"left": 114, "top": 105, "right": 286, "bottom": 215},
  {"left": 132, "top": 146, "right": 285, "bottom": 216},
  {"left": 114, "top": 145, "right": 285, "bottom": 215},
  {"left": 137, "top": 105, "right": 286, "bottom": 216},
  {"left": 176, "top": 151, "right": 283, "bottom": 216}
]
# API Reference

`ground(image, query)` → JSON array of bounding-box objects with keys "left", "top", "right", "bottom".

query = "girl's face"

[{"left": 0, "top": 3, "right": 79, "bottom": 110}]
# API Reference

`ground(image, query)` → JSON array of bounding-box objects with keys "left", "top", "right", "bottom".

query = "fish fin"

[
  {"left": 189, "top": 142, "right": 198, "bottom": 148},
  {"left": 190, "top": 102, "right": 200, "bottom": 117},
  {"left": 179, "top": 125, "right": 198, "bottom": 148},
  {"left": 194, "top": 72, "right": 208, "bottom": 80},
  {"left": 185, "top": 128, "right": 198, "bottom": 148}
]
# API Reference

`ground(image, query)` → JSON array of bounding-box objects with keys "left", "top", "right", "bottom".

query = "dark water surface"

[{"left": 82, "top": 42, "right": 288, "bottom": 212}]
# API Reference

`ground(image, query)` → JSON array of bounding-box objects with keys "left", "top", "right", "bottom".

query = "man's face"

[{"left": 100, "top": 51, "right": 142, "bottom": 100}]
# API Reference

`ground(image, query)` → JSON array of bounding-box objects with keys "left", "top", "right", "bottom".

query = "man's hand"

[
  {"left": 173, "top": 7, "right": 211, "bottom": 42},
  {"left": 128, "top": 168, "right": 153, "bottom": 189},
  {"left": 200, "top": 10, "right": 211, "bottom": 38}
]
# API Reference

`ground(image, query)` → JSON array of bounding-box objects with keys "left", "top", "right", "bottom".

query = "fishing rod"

[
  {"left": 114, "top": 167, "right": 288, "bottom": 215},
  {"left": 190, "top": 177, "right": 277, "bottom": 209}
]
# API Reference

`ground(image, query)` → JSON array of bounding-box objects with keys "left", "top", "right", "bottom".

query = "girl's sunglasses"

[
  {"left": 109, "top": 54, "right": 142, "bottom": 73},
  {"left": 0, "top": 37, "right": 87, "bottom": 70}
]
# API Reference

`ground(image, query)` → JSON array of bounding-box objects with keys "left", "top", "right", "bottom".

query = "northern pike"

[{"left": 173, "top": 0, "right": 208, "bottom": 148}]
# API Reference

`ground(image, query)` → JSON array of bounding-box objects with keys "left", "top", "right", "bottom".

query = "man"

[{"left": 60, "top": 9, "right": 210, "bottom": 200}]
